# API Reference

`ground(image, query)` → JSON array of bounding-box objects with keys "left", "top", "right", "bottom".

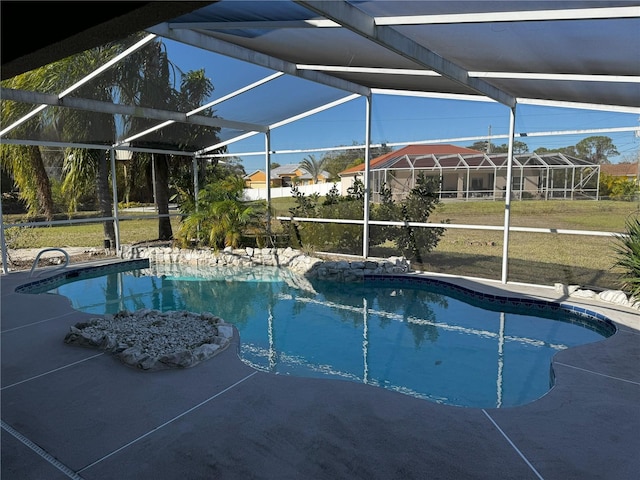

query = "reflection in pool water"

[{"left": 47, "top": 264, "right": 613, "bottom": 408}]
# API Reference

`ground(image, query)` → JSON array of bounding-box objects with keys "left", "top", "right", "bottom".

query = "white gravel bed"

[{"left": 64, "top": 309, "right": 234, "bottom": 371}]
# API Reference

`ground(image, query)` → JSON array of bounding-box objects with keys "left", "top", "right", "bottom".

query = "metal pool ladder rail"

[{"left": 29, "top": 248, "right": 70, "bottom": 278}]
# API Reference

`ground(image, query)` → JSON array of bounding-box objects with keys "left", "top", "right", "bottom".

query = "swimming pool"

[{"left": 33, "top": 262, "right": 615, "bottom": 408}]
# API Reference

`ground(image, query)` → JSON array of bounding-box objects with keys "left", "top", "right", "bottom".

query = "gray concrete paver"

[{"left": 2, "top": 263, "right": 638, "bottom": 480}]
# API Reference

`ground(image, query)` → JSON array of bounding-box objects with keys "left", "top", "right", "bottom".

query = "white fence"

[{"left": 243, "top": 182, "right": 338, "bottom": 201}]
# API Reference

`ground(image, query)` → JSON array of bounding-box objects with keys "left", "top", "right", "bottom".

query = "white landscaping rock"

[
  {"left": 64, "top": 310, "right": 233, "bottom": 371},
  {"left": 598, "top": 290, "right": 630, "bottom": 307},
  {"left": 216, "top": 324, "right": 234, "bottom": 339},
  {"left": 121, "top": 246, "right": 411, "bottom": 282},
  {"left": 567, "top": 285, "right": 582, "bottom": 295},
  {"left": 554, "top": 283, "right": 568, "bottom": 295},
  {"left": 569, "top": 289, "right": 596, "bottom": 299}
]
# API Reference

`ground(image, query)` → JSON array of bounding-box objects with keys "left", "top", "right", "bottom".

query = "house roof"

[
  {"left": 245, "top": 164, "right": 330, "bottom": 181},
  {"left": 339, "top": 144, "right": 598, "bottom": 175},
  {"left": 600, "top": 163, "right": 639, "bottom": 177},
  {"left": 271, "top": 164, "right": 304, "bottom": 176},
  {"left": 339, "top": 144, "right": 482, "bottom": 175},
  {"left": 243, "top": 170, "right": 264, "bottom": 179}
]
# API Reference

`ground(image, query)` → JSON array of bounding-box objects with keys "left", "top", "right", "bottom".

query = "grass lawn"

[
  {"left": 3, "top": 198, "right": 636, "bottom": 290},
  {"left": 271, "top": 197, "right": 634, "bottom": 289},
  {"left": 3, "top": 214, "right": 183, "bottom": 248},
  {"left": 425, "top": 200, "right": 634, "bottom": 287}
]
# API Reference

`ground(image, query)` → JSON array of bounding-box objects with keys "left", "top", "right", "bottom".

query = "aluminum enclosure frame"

[{"left": 1, "top": 1, "right": 639, "bottom": 282}]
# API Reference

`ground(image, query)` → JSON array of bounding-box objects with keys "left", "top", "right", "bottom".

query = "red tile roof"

[
  {"left": 600, "top": 162, "right": 639, "bottom": 177},
  {"left": 339, "top": 144, "right": 483, "bottom": 175}
]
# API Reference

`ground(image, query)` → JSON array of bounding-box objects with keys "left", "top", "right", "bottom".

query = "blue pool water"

[{"left": 42, "top": 263, "right": 614, "bottom": 408}]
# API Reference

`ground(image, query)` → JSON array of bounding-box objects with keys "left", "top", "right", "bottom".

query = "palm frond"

[{"left": 612, "top": 214, "right": 640, "bottom": 300}]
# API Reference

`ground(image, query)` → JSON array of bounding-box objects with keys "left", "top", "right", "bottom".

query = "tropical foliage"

[
  {"left": 0, "top": 69, "right": 61, "bottom": 220},
  {"left": 2, "top": 41, "right": 125, "bottom": 240},
  {"left": 175, "top": 175, "right": 262, "bottom": 250},
  {"left": 599, "top": 173, "right": 639, "bottom": 201},
  {"left": 116, "top": 43, "right": 223, "bottom": 241},
  {"left": 612, "top": 214, "right": 640, "bottom": 303},
  {"left": 1, "top": 34, "right": 226, "bottom": 244},
  {"left": 299, "top": 154, "right": 327, "bottom": 184},
  {"left": 0, "top": 144, "right": 54, "bottom": 219}
]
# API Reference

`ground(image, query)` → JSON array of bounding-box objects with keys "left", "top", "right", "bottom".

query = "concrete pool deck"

[{"left": 1, "top": 259, "right": 639, "bottom": 479}]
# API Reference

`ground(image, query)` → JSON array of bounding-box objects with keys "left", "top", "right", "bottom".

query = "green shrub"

[
  {"left": 392, "top": 174, "right": 447, "bottom": 262},
  {"left": 4, "top": 226, "right": 38, "bottom": 250},
  {"left": 289, "top": 190, "right": 364, "bottom": 254},
  {"left": 286, "top": 174, "right": 447, "bottom": 259},
  {"left": 600, "top": 173, "right": 639, "bottom": 201}
]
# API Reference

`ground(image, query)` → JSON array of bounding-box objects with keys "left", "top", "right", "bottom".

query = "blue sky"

[{"left": 164, "top": 40, "right": 639, "bottom": 173}]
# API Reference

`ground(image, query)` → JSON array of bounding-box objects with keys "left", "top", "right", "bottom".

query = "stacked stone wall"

[
  {"left": 120, "top": 245, "right": 410, "bottom": 281},
  {"left": 119, "top": 245, "right": 637, "bottom": 309}
]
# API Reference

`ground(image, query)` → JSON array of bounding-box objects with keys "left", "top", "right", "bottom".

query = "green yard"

[{"left": 3, "top": 198, "right": 637, "bottom": 290}]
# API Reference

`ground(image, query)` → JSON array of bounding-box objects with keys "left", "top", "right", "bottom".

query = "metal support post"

[{"left": 501, "top": 105, "right": 517, "bottom": 284}]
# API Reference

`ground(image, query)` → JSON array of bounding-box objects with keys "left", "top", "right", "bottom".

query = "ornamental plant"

[
  {"left": 176, "top": 175, "right": 261, "bottom": 250},
  {"left": 600, "top": 173, "right": 640, "bottom": 201},
  {"left": 612, "top": 214, "right": 640, "bottom": 303}
]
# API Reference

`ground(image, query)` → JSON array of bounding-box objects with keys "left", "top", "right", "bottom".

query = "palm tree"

[
  {"left": 2, "top": 35, "right": 222, "bottom": 244},
  {"left": 3, "top": 37, "right": 152, "bottom": 244},
  {"left": 613, "top": 214, "right": 640, "bottom": 302},
  {"left": 299, "top": 154, "right": 327, "bottom": 184},
  {"left": 123, "top": 42, "right": 221, "bottom": 240},
  {"left": 57, "top": 36, "right": 201, "bottom": 243},
  {"left": 53, "top": 43, "right": 125, "bottom": 246},
  {"left": 208, "top": 199, "right": 254, "bottom": 248},
  {"left": 1, "top": 75, "right": 56, "bottom": 220},
  {"left": 176, "top": 174, "right": 256, "bottom": 249},
  {"left": 0, "top": 144, "right": 54, "bottom": 220},
  {"left": 165, "top": 68, "right": 222, "bottom": 240}
]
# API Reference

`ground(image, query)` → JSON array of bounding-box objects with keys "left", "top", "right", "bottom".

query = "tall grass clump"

[{"left": 612, "top": 214, "right": 640, "bottom": 303}]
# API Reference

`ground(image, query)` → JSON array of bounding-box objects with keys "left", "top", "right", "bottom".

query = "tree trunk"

[
  {"left": 96, "top": 150, "right": 115, "bottom": 247},
  {"left": 123, "top": 162, "right": 130, "bottom": 204},
  {"left": 198, "top": 157, "right": 207, "bottom": 189},
  {"left": 155, "top": 154, "right": 173, "bottom": 240},
  {"left": 28, "top": 145, "right": 54, "bottom": 221}
]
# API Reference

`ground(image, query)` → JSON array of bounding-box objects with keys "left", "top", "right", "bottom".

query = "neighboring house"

[
  {"left": 339, "top": 144, "right": 600, "bottom": 201},
  {"left": 600, "top": 162, "right": 639, "bottom": 183},
  {"left": 243, "top": 170, "right": 269, "bottom": 189},
  {"left": 244, "top": 163, "right": 331, "bottom": 189}
]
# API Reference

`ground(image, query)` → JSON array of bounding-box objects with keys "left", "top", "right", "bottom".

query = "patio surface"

[{"left": 2, "top": 259, "right": 639, "bottom": 479}]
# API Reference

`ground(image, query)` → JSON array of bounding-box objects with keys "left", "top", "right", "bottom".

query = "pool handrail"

[{"left": 29, "top": 248, "right": 70, "bottom": 278}]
